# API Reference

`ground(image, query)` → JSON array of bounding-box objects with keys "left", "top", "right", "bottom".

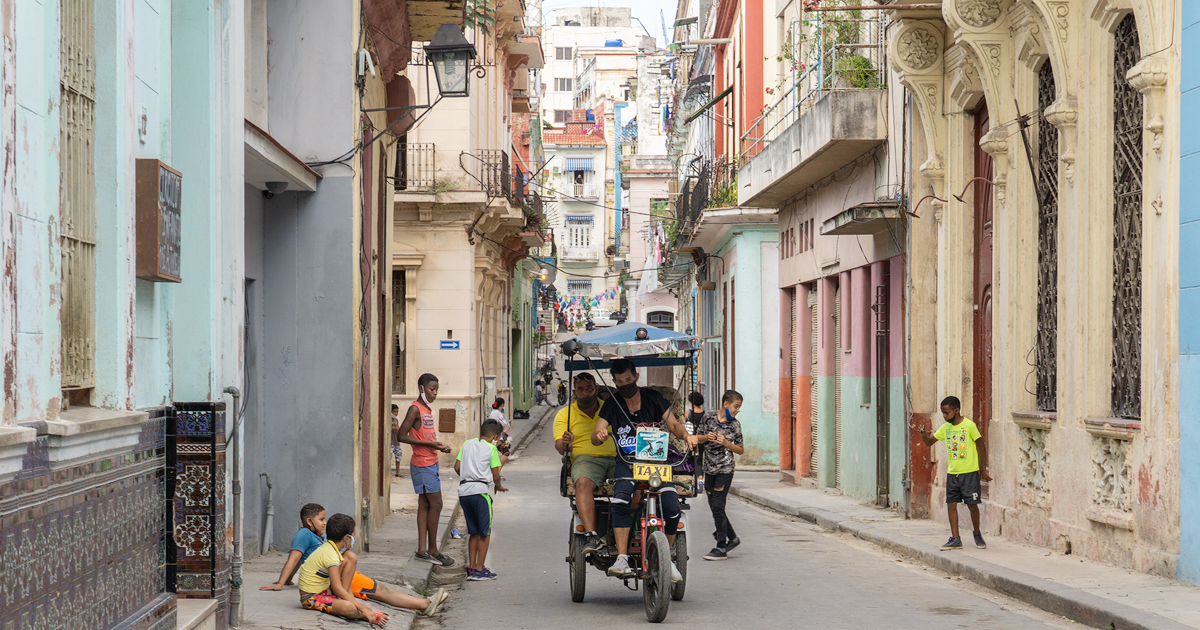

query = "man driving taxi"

[
  {"left": 553, "top": 372, "right": 614, "bottom": 556},
  {"left": 591, "top": 359, "right": 697, "bottom": 581}
]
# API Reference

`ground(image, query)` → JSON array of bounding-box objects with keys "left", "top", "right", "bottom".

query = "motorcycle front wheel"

[{"left": 642, "top": 530, "right": 671, "bottom": 623}]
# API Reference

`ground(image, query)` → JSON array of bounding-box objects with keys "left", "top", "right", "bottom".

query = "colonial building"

[{"left": 891, "top": 0, "right": 1180, "bottom": 577}]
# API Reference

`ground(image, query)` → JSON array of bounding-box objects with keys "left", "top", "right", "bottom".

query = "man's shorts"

[
  {"left": 571, "top": 454, "right": 616, "bottom": 487},
  {"left": 391, "top": 444, "right": 403, "bottom": 463},
  {"left": 460, "top": 492, "right": 493, "bottom": 536},
  {"left": 300, "top": 573, "right": 377, "bottom": 612},
  {"left": 411, "top": 462, "right": 441, "bottom": 494},
  {"left": 946, "top": 471, "right": 982, "bottom": 504}
]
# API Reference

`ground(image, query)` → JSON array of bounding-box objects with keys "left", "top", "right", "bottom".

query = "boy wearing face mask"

[
  {"left": 553, "top": 372, "right": 613, "bottom": 554},
  {"left": 695, "top": 390, "right": 745, "bottom": 561},
  {"left": 399, "top": 373, "right": 455, "bottom": 567}
]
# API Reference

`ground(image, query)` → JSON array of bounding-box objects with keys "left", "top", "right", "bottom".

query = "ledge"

[
  {"left": 36, "top": 408, "right": 150, "bottom": 437},
  {"left": 1083, "top": 417, "right": 1141, "bottom": 440},
  {"left": 1012, "top": 410, "right": 1057, "bottom": 431},
  {"left": 0, "top": 425, "right": 37, "bottom": 447},
  {"left": 1086, "top": 505, "right": 1134, "bottom": 530}
]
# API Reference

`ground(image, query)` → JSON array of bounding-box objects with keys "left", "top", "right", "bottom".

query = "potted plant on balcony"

[{"left": 834, "top": 55, "right": 878, "bottom": 89}]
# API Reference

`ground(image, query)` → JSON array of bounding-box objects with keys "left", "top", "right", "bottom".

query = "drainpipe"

[
  {"left": 259, "top": 473, "right": 274, "bottom": 556},
  {"left": 223, "top": 386, "right": 243, "bottom": 626}
]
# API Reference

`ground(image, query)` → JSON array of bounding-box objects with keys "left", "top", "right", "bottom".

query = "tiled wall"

[
  {"left": 169, "top": 402, "right": 228, "bottom": 630},
  {"left": 0, "top": 409, "right": 176, "bottom": 630}
]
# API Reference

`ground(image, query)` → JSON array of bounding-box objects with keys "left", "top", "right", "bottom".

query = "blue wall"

[{"left": 1180, "top": 1, "right": 1200, "bottom": 585}]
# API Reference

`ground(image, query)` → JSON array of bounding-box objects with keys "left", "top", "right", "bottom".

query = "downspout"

[
  {"left": 223, "top": 386, "right": 243, "bottom": 626},
  {"left": 259, "top": 473, "right": 274, "bottom": 555}
]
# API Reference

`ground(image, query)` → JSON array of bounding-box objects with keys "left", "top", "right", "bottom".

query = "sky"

[{"left": 539, "top": 0, "right": 682, "bottom": 48}]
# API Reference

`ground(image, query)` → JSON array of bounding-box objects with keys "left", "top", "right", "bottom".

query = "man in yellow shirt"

[
  {"left": 554, "top": 372, "right": 614, "bottom": 554},
  {"left": 919, "top": 396, "right": 991, "bottom": 551}
]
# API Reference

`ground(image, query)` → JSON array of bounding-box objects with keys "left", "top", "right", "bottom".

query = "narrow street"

[{"left": 439, "top": 424, "right": 1076, "bottom": 629}]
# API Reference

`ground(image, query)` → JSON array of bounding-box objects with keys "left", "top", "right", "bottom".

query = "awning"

[
  {"left": 564, "top": 157, "right": 594, "bottom": 171},
  {"left": 684, "top": 85, "right": 733, "bottom": 124},
  {"left": 565, "top": 215, "right": 594, "bottom": 225}
]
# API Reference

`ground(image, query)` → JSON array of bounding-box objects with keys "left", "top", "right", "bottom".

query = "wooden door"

[{"left": 972, "top": 103, "right": 994, "bottom": 451}]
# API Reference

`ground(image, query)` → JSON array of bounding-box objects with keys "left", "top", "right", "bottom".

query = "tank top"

[{"left": 408, "top": 400, "right": 439, "bottom": 467}]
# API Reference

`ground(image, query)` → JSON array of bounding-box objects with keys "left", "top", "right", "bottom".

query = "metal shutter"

[
  {"left": 809, "top": 287, "right": 819, "bottom": 476},
  {"left": 790, "top": 288, "right": 798, "bottom": 470},
  {"left": 834, "top": 283, "right": 842, "bottom": 490}
]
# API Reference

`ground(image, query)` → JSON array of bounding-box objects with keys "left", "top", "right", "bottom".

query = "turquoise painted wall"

[{"left": 716, "top": 225, "right": 779, "bottom": 466}]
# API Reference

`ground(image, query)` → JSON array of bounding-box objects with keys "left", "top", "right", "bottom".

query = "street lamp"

[{"left": 425, "top": 24, "right": 476, "bottom": 98}]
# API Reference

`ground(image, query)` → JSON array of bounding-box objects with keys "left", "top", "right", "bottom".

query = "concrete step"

[{"left": 176, "top": 598, "right": 218, "bottom": 630}]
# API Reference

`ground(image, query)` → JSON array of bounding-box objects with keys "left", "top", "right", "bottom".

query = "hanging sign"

[{"left": 135, "top": 159, "right": 183, "bottom": 282}]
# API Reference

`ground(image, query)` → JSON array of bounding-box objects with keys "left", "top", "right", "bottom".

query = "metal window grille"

[
  {"left": 392, "top": 270, "right": 406, "bottom": 394},
  {"left": 567, "top": 280, "right": 592, "bottom": 295},
  {"left": 1111, "top": 14, "right": 1143, "bottom": 420},
  {"left": 789, "top": 288, "right": 798, "bottom": 472},
  {"left": 1036, "top": 62, "right": 1059, "bottom": 412},
  {"left": 394, "top": 142, "right": 435, "bottom": 192},
  {"left": 60, "top": 0, "right": 97, "bottom": 390},
  {"left": 647, "top": 311, "right": 674, "bottom": 329}
]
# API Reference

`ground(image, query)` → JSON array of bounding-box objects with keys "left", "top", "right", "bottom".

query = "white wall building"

[{"left": 540, "top": 9, "right": 641, "bottom": 126}]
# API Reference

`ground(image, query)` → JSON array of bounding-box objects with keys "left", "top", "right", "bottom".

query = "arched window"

[
  {"left": 647, "top": 311, "right": 674, "bottom": 329},
  {"left": 1036, "top": 61, "right": 1059, "bottom": 412},
  {"left": 1111, "top": 13, "right": 1143, "bottom": 419}
]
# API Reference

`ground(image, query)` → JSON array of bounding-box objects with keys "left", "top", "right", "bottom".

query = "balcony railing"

[
  {"left": 670, "top": 157, "right": 737, "bottom": 247},
  {"left": 570, "top": 184, "right": 600, "bottom": 199},
  {"left": 394, "top": 142, "right": 436, "bottom": 192},
  {"left": 741, "top": 9, "right": 886, "bottom": 160},
  {"left": 560, "top": 246, "right": 598, "bottom": 261}
]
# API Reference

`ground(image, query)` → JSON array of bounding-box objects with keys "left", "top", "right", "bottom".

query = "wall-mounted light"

[{"left": 425, "top": 24, "right": 476, "bottom": 98}]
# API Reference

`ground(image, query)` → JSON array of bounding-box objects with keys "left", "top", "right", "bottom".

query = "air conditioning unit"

[
  {"left": 613, "top": 258, "right": 628, "bottom": 272},
  {"left": 552, "top": 166, "right": 560, "bottom": 173}
]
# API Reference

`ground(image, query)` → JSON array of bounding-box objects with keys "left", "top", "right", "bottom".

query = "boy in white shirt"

[{"left": 455, "top": 419, "right": 509, "bottom": 581}]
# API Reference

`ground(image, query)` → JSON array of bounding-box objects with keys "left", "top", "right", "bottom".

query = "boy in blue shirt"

[{"left": 262, "top": 503, "right": 327, "bottom": 590}]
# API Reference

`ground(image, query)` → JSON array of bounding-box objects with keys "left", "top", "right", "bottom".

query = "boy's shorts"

[
  {"left": 299, "top": 573, "right": 377, "bottom": 612},
  {"left": 460, "top": 493, "right": 493, "bottom": 536},
  {"left": 946, "top": 471, "right": 982, "bottom": 504},
  {"left": 411, "top": 462, "right": 441, "bottom": 494},
  {"left": 571, "top": 454, "right": 616, "bottom": 487},
  {"left": 391, "top": 444, "right": 403, "bottom": 462}
]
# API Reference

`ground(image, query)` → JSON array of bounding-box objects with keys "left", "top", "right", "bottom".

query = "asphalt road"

[{"left": 439, "top": 424, "right": 1074, "bottom": 629}]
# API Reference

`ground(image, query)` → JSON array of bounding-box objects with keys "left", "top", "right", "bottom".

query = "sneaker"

[
  {"left": 420, "top": 588, "right": 448, "bottom": 616},
  {"left": 703, "top": 547, "right": 728, "bottom": 561},
  {"left": 480, "top": 567, "right": 498, "bottom": 580},
  {"left": 434, "top": 553, "right": 456, "bottom": 567},
  {"left": 414, "top": 551, "right": 436, "bottom": 563},
  {"left": 670, "top": 562, "right": 683, "bottom": 583},
  {"left": 940, "top": 537, "right": 963, "bottom": 551},
  {"left": 466, "top": 568, "right": 484, "bottom": 581},
  {"left": 974, "top": 532, "right": 987, "bottom": 549},
  {"left": 725, "top": 537, "right": 741, "bottom": 552},
  {"left": 582, "top": 533, "right": 604, "bottom": 554},
  {"left": 607, "top": 554, "right": 634, "bottom": 577}
]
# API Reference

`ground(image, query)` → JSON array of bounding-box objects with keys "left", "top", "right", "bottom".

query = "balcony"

[
  {"left": 568, "top": 184, "right": 601, "bottom": 200},
  {"left": 737, "top": 11, "right": 888, "bottom": 208},
  {"left": 393, "top": 142, "right": 436, "bottom": 192},
  {"left": 559, "top": 246, "right": 599, "bottom": 262}
]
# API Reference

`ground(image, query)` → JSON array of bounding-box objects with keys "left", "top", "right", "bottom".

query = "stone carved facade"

[{"left": 891, "top": 0, "right": 1181, "bottom": 578}]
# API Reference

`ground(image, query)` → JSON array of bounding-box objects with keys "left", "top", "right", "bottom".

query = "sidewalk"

[
  {"left": 731, "top": 472, "right": 1200, "bottom": 630},
  {"left": 238, "top": 404, "right": 556, "bottom": 629}
]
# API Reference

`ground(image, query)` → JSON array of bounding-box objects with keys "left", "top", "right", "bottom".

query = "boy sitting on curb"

[
  {"left": 260, "top": 502, "right": 326, "bottom": 591},
  {"left": 297, "top": 513, "right": 448, "bottom": 625}
]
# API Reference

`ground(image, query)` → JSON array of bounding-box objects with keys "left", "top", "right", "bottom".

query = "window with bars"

[
  {"left": 60, "top": 0, "right": 97, "bottom": 392},
  {"left": 1111, "top": 13, "right": 1143, "bottom": 420},
  {"left": 556, "top": 78, "right": 573, "bottom": 92},
  {"left": 567, "top": 280, "right": 592, "bottom": 296},
  {"left": 647, "top": 311, "right": 674, "bottom": 329},
  {"left": 1035, "top": 61, "right": 1059, "bottom": 412},
  {"left": 555, "top": 47, "right": 573, "bottom": 60},
  {"left": 392, "top": 270, "right": 407, "bottom": 394}
]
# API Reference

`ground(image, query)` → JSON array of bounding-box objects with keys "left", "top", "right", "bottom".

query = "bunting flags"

[{"left": 550, "top": 285, "right": 624, "bottom": 328}]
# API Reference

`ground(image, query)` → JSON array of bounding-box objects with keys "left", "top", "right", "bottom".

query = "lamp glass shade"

[{"left": 432, "top": 49, "right": 471, "bottom": 97}]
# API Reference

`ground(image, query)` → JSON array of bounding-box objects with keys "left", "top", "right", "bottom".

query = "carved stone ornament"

[
  {"left": 1044, "top": 96, "right": 1078, "bottom": 182},
  {"left": 956, "top": 0, "right": 1003, "bottom": 28},
  {"left": 1127, "top": 56, "right": 1169, "bottom": 154},
  {"left": 897, "top": 26, "right": 942, "bottom": 71}
]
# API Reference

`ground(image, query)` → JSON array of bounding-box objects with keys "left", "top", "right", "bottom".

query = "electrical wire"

[{"left": 473, "top": 229, "right": 701, "bottom": 280}]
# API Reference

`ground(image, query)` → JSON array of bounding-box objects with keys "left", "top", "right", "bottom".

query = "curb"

[
  {"left": 398, "top": 496, "right": 462, "bottom": 593},
  {"left": 511, "top": 405, "right": 555, "bottom": 454},
  {"left": 730, "top": 484, "right": 1194, "bottom": 630}
]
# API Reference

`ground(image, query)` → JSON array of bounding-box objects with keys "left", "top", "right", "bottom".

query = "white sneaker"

[
  {"left": 607, "top": 555, "right": 633, "bottom": 577},
  {"left": 670, "top": 562, "right": 682, "bottom": 583}
]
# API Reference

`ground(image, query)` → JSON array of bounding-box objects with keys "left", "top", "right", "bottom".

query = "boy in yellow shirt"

[
  {"left": 297, "top": 513, "right": 448, "bottom": 625},
  {"left": 553, "top": 372, "right": 614, "bottom": 554},
  {"left": 919, "top": 396, "right": 991, "bottom": 551}
]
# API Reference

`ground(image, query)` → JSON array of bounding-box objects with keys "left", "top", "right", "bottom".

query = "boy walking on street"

[
  {"left": 919, "top": 395, "right": 991, "bottom": 551},
  {"left": 398, "top": 373, "right": 455, "bottom": 566},
  {"left": 695, "top": 390, "right": 745, "bottom": 561},
  {"left": 454, "top": 419, "right": 509, "bottom": 580}
]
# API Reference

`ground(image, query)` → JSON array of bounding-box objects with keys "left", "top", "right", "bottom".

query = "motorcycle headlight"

[{"left": 649, "top": 474, "right": 662, "bottom": 488}]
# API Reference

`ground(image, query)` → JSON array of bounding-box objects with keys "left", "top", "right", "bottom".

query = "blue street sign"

[{"left": 440, "top": 340, "right": 460, "bottom": 350}]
